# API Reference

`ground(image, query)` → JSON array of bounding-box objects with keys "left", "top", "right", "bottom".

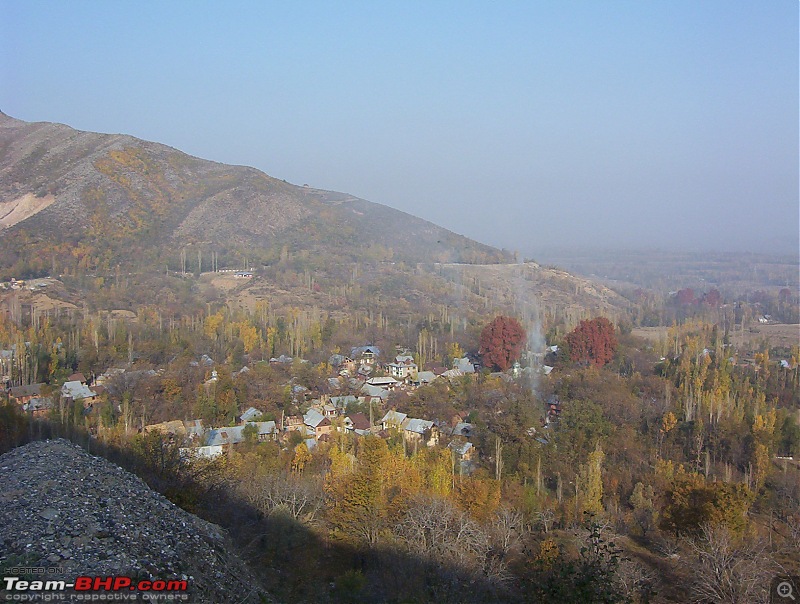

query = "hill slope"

[
  {"left": 0, "top": 112, "right": 509, "bottom": 274},
  {"left": 0, "top": 439, "right": 269, "bottom": 603}
]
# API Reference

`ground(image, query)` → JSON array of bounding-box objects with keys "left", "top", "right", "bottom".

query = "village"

[{"left": 5, "top": 343, "right": 552, "bottom": 473}]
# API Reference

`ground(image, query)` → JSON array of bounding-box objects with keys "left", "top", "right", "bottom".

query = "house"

[
  {"left": 361, "top": 383, "right": 390, "bottom": 403},
  {"left": 451, "top": 422, "right": 474, "bottom": 438},
  {"left": 330, "top": 395, "right": 365, "bottom": 413},
  {"left": 441, "top": 368, "right": 464, "bottom": 380},
  {"left": 206, "top": 425, "right": 246, "bottom": 447},
  {"left": 319, "top": 403, "right": 338, "bottom": 417},
  {"left": 403, "top": 418, "right": 439, "bottom": 448},
  {"left": 252, "top": 420, "right": 278, "bottom": 441},
  {"left": 345, "top": 412, "right": 371, "bottom": 435},
  {"left": 351, "top": 345, "right": 380, "bottom": 369},
  {"left": 330, "top": 355, "right": 357, "bottom": 375},
  {"left": 180, "top": 445, "right": 223, "bottom": 460},
  {"left": 365, "top": 376, "right": 398, "bottom": 391},
  {"left": 414, "top": 371, "right": 437, "bottom": 386},
  {"left": 380, "top": 410, "right": 408, "bottom": 431},
  {"left": 95, "top": 367, "right": 125, "bottom": 387},
  {"left": 304, "top": 409, "right": 333, "bottom": 440},
  {"left": 22, "top": 397, "right": 54, "bottom": 417},
  {"left": 240, "top": 407, "right": 263, "bottom": 423},
  {"left": 68, "top": 372, "right": 87, "bottom": 384},
  {"left": 329, "top": 354, "right": 355, "bottom": 368},
  {"left": 448, "top": 440, "right": 476, "bottom": 474},
  {"left": 448, "top": 439, "right": 475, "bottom": 461},
  {"left": 61, "top": 381, "right": 98, "bottom": 408},
  {"left": 452, "top": 357, "right": 475, "bottom": 374},
  {"left": 10, "top": 383, "right": 44, "bottom": 406},
  {"left": 546, "top": 395, "right": 561, "bottom": 422},
  {"left": 144, "top": 420, "right": 188, "bottom": 439},
  {"left": 386, "top": 355, "right": 418, "bottom": 380},
  {"left": 285, "top": 415, "right": 306, "bottom": 432},
  {"left": 205, "top": 421, "right": 277, "bottom": 448}
]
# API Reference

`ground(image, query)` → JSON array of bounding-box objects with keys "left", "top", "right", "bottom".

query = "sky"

[{"left": 1, "top": 1, "right": 798, "bottom": 257}]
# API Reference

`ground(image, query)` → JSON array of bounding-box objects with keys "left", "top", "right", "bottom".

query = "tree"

[
  {"left": 629, "top": 482, "right": 657, "bottom": 537},
  {"left": 325, "top": 437, "right": 391, "bottom": 545},
  {"left": 684, "top": 524, "right": 776, "bottom": 604},
  {"left": 291, "top": 442, "right": 312, "bottom": 473},
  {"left": 565, "top": 317, "right": 617, "bottom": 367},
  {"left": 578, "top": 444, "right": 605, "bottom": 516},
  {"left": 480, "top": 316, "right": 526, "bottom": 371},
  {"left": 531, "top": 520, "right": 628, "bottom": 603},
  {"left": 660, "top": 473, "right": 753, "bottom": 537}
]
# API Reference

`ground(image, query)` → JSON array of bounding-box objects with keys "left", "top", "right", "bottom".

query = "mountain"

[
  {"left": 0, "top": 112, "right": 509, "bottom": 276},
  {"left": 0, "top": 112, "right": 630, "bottom": 326}
]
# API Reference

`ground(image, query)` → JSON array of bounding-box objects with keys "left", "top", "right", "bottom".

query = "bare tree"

[
  {"left": 536, "top": 508, "right": 556, "bottom": 533},
  {"left": 241, "top": 472, "right": 323, "bottom": 524},
  {"left": 396, "top": 495, "right": 489, "bottom": 566},
  {"left": 394, "top": 495, "right": 514, "bottom": 584},
  {"left": 684, "top": 524, "right": 777, "bottom": 604},
  {"left": 490, "top": 507, "right": 525, "bottom": 560},
  {"left": 616, "top": 558, "right": 656, "bottom": 604}
]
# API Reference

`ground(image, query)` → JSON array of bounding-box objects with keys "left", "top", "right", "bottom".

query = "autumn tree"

[
  {"left": 325, "top": 437, "right": 395, "bottom": 545},
  {"left": 479, "top": 316, "right": 526, "bottom": 371},
  {"left": 659, "top": 472, "right": 753, "bottom": 537},
  {"left": 564, "top": 317, "right": 617, "bottom": 367}
]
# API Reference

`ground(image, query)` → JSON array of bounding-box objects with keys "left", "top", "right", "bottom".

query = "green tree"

[
  {"left": 629, "top": 482, "right": 657, "bottom": 537},
  {"left": 531, "top": 520, "right": 628, "bottom": 603},
  {"left": 578, "top": 444, "right": 604, "bottom": 516}
]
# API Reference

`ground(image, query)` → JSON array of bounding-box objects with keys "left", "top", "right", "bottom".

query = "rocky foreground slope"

[{"left": 0, "top": 439, "right": 269, "bottom": 603}]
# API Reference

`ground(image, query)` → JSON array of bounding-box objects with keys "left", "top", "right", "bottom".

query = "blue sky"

[{"left": 1, "top": 1, "right": 797, "bottom": 256}]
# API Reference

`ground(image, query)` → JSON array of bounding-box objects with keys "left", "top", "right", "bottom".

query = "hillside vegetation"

[{"left": 0, "top": 111, "right": 509, "bottom": 277}]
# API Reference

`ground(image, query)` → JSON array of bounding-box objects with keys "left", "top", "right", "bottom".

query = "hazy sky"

[{"left": 2, "top": 1, "right": 797, "bottom": 256}]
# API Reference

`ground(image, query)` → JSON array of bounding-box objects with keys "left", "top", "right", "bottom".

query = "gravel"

[{"left": 0, "top": 439, "right": 270, "bottom": 603}]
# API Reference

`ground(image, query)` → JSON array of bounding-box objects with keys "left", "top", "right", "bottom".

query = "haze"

[{"left": 1, "top": 1, "right": 797, "bottom": 256}]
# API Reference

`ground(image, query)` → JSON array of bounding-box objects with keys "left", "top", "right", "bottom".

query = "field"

[{"left": 633, "top": 322, "right": 799, "bottom": 351}]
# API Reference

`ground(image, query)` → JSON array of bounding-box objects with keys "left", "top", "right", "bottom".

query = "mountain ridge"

[{"left": 0, "top": 112, "right": 510, "bottom": 275}]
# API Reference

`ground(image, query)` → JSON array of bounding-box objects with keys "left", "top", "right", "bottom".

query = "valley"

[{"left": 0, "top": 114, "right": 797, "bottom": 604}]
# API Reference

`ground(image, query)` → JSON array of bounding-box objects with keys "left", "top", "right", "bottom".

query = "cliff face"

[{"left": 0, "top": 439, "right": 269, "bottom": 603}]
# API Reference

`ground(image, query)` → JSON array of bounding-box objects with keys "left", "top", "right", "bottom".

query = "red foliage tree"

[
  {"left": 675, "top": 288, "right": 696, "bottom": 306},
  {"left": 565, "top": 317, "right": 617, "bottom": 367},
  {"left": 702, "top": 288, "right": 721, "bottom": 307},
  {"left": 479, "top": 316, "right": 526, "bottom": 371}
]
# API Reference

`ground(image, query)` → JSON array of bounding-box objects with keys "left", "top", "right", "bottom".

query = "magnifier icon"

[{"left": 778, "top": 581, "right": 796, "bottom": 600}]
